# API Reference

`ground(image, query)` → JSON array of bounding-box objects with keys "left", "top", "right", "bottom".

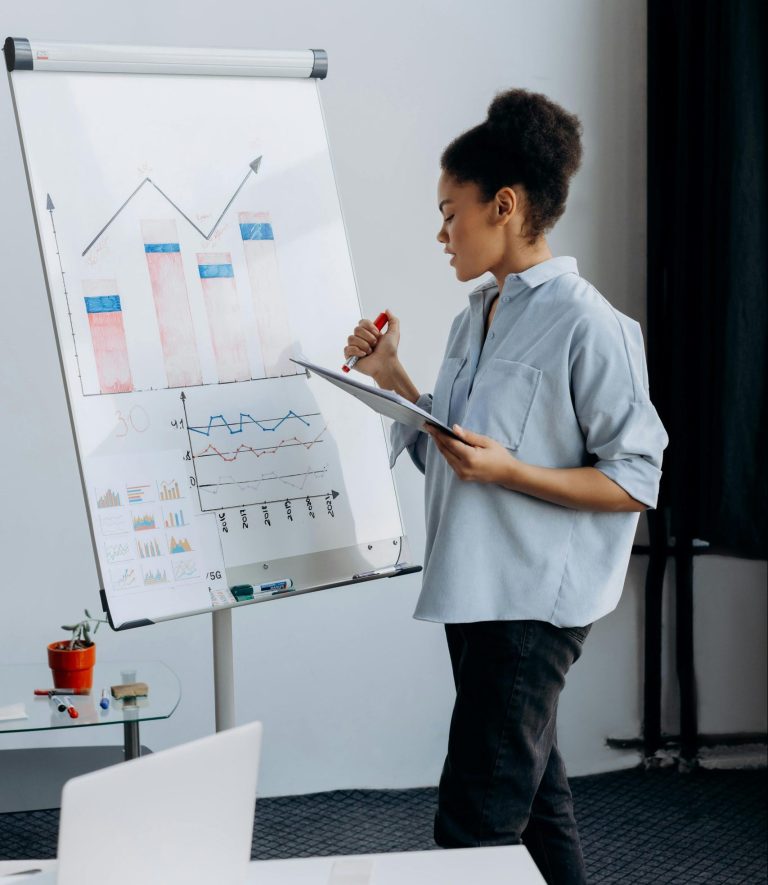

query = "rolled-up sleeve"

[
  {"left": 389, "top": 393, "right": 433, "bottom": 473},
  {"left": 570, "top": 309, "right": 669, "bottom": 509}
]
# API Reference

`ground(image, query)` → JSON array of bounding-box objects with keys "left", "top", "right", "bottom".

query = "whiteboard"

[{"left": 9, "top": 68, "right": 411, "bottom": 628}]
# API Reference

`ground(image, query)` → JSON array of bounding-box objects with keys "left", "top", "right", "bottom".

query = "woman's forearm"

[
  {"left": 374, "top": 360, "right": 421, "bottom": 404},
  {"left": 501, "top": 461, "right": 647, "bottom": 512}
]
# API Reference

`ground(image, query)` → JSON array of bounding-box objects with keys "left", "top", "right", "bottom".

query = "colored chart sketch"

[
  {"left": 185, "top": 401, "right": 330, "bottom": 511},
  {"left": 96, "top": 488, "right": 121, "bottom": 508}
]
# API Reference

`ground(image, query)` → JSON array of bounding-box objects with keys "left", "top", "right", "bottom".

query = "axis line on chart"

[
  {"left": 180, "top": 391, "right": 204, "bottom": 512},
  {"left": 47, "top": 194, "right": 84, "bottom": 395},
  {"left": 81, "top": 156, "right": 263, "bottom": 256},
  {"left": 199, "top": 489, "right": 340, "bottom": 512}
]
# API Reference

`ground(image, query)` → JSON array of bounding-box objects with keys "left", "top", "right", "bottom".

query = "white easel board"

[{"left": 7, "top": 41, "right": 414, "bottom": 629}]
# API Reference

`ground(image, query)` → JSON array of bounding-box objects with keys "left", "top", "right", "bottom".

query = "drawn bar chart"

[
  {"left": 137, "top": 537, "right": 162, "bottom": 559},
  {"left": 240, "top": 212, "right": 296, "bottom": 377},
  {"left": 164, "top": 508, "right": 186, "bottom": 528},
  {"left": 143, "top": 567, "right": 168, "bottom": 586},
  {"left": 197, "top": 252, "right": 250, "bottom": 383},
  {"left": 141, "top": 219, "right": 202, "bottom": 388},
  {"left": 126, "top": 483, "right": 153, "bottom": 504},
  {"left": 83, "top": 283, "right": 133, "bottom": 394},
  {"left": 96, "top": 487, "right": 121, "bottom": 508},
  {"left": 158, "top": 479, "right": 182, "bottom": 500}
]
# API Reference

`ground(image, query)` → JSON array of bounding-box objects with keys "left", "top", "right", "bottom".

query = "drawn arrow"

[
  {"left": 47, "top": 193, "right": 85, "bottom": 395},
  {"left": 82, "top": 156, "right": 263, "bottom": 256}
]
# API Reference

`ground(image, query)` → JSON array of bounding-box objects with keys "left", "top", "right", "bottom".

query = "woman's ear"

[{"left": 494, "top": 186, "right": 518, "bottom": 226}]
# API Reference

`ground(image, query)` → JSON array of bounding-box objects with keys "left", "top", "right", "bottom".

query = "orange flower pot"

[{"left": 47, "top": 641, "right": 96, "bottom": 691}]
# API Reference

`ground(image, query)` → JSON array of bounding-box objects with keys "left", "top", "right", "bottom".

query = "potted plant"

[{"left": 47, "top": 609, "right": 107, "bottom": 691}]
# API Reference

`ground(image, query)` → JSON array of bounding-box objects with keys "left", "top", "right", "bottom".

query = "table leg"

[{"left": 124, "top": 720, "right": 141, "bottom": 760}]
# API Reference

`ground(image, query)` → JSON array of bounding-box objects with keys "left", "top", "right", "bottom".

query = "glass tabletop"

[{"left": 0, "top": 661, "right": 180, "bottom": 734}]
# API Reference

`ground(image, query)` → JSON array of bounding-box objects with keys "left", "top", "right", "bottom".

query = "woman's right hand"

[{"left": 344, "top": 310, "right": 401, "bottom": 381}]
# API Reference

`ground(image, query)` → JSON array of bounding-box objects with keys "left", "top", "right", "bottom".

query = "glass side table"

[{"left": 0, "top": 661, "right": 180, "bottom": 811}]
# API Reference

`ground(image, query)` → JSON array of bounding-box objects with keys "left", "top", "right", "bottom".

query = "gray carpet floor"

[{"left": 1, "top": 768, "right": 765, "bottom": 883}]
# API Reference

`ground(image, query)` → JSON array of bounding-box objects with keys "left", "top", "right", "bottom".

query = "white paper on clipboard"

[{"left": 290, "top": 357, "right": 462, "bottom": 440}]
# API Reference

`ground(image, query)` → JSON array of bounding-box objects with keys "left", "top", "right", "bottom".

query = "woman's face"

[{"left": 436, "top": 172, "right": 505, "bottom": 282}]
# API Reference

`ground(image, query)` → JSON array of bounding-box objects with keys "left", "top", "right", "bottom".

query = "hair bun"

[
  {"left": 441, "top": 88, "right": 583, "bottom": 242},
  {"left": 487, "top": 88, "right": 569, "bottom": 142},
  {"left": 486, "top": 88, "right": 532, "bottom": 133},
  {"left": 486, "top": 88, "right": 583, "bottom": 179}
]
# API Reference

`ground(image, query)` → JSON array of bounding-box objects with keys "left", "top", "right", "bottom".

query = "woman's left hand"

[{"left": 424, "top": 423, "right": 518, "bottom": 485}]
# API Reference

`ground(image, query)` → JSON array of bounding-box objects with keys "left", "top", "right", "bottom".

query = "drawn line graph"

[
  {"left": 182, "top": 392, "right": 332, "bottom": 511},
  {"left": 199, "top": 466, "right": 329, "bottom": 494},
  {"left": 82, "top": 156, "right": 262, "bottom": 256},
  {"left": 194, "top": 426, "right": 327, "bottom": 462},
  {"left": 188, "top": 409, "right": 319, "bottom": 437}
]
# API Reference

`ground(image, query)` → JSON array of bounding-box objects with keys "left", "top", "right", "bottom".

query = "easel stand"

[
  {"left": 212, "top": 609, "right": 235, "bottom": 732},
  {"left": 208, "top": 564, "right": 422, "bottom": 732}
]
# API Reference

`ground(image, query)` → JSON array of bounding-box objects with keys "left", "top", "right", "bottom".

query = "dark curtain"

[{"left": 647, "top": 0, "right": 767, "bottom": 558}]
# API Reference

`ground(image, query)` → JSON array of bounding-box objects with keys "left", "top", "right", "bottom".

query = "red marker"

[
  {"left": 34, "top": 688, "right": 90, "bottom": 696},
  {"left": 342, "top": 311, "right": 389, "bottom": 373},
  {"left": 61, "top": 696, "right": 79, "bottom": 719}
]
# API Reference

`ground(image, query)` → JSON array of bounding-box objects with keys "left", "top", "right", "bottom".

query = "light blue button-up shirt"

[{"left": 390, "top": 257, "right": 669, "bottom": 627}]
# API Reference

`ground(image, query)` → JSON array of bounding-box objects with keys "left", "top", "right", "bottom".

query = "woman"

[{"left": 344, "top": 88, "right": 668, "bottom": 885}]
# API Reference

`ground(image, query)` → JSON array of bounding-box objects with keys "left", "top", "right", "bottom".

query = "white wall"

[{"left": 1, "top": 0, "right": 764, "bottom": 797}]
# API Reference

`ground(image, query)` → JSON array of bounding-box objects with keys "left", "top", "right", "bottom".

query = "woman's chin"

[{"left": 455, "top": 267, "right": 479, "bottom": 283}]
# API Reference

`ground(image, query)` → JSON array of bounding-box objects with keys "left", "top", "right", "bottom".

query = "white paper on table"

[{"left": 0, "top": 703, "right": 27, "bottom": 722}]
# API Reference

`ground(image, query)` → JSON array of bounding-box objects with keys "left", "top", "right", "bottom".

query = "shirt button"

[
  {"left": 490, "top": 331, "right": 495, "bottom": 339},
  {"left": 502, "top": 296, "right": 511, "bottom": 302}
]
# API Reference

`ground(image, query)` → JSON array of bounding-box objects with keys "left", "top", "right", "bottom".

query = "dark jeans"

[{"left": 435, "top": 620, "right": 591, "bottom": 885}]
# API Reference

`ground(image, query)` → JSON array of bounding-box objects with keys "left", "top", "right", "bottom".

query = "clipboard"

[{"left": 290, "top": 357, "right": 462, "bottom": 440}]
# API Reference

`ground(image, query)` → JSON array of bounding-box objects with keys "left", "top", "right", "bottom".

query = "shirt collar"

[{"left": 469, "top": 256, "right": 579, "bottom": 303}]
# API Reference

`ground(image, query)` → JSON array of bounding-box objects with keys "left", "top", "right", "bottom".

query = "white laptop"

[{"left": 5, "top": 722, "right": 262, "bottom": 885}]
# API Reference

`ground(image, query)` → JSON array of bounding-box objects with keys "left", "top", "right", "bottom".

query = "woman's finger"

[
  {"left": 434, "top": 433, "right": 468, "bottom": 462},
  {"left": 347, "top": 334, "right": 373, "bottom": 354},
  {"left": 431, "top": 432, "right": 463, "bottom": 467},
  {"left": 343, "top": 344, "right": 369, "bottom": 359},
  {"left": 359, "top": 319, "right": 383, "bottom": 338},
  {"left": 438, "top": 444, "right": 463, "bottom": 474},
  {"left": 355, "top": 324, "right": 379, "bottom": 346}
]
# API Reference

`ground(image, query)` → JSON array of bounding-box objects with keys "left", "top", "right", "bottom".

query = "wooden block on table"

[{"left": 111, "top": 682, "right": 149, "bottom": 699}]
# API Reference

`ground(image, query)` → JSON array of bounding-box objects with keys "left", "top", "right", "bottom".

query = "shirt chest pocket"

[
  {"left": 431, "top": 356, "right": 467, "bottom": 425},
  {"left": 464, "top": 358, "right": 542, "bottom": 451}
]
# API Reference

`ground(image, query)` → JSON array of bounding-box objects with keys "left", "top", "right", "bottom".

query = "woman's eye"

[{"left": 445, "top": 215, "right": 454, "bottom": 223}]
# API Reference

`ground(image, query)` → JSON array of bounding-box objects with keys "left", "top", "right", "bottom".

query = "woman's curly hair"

[{"left": 441, "top": 89, "right": 583, "bottom": 243}]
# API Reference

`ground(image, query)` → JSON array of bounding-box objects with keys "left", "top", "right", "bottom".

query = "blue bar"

[
  {"left": 84, "top": 295, "right": 122, "bottom": 314},
  {"left": 198, "top": 263, "right": 234, "bottom": 279},
  {"left": 239, "top": 222, "right": 274, "bottom": 241},
  {"left": 144, "top": 242, "right": 180, "bottom": 253}
]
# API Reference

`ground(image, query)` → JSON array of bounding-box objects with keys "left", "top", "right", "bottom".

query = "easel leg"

[{"left": 212, "top": 607, "right": 236, "bottom": 732}]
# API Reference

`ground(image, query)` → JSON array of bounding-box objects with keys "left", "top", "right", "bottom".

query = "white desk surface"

[
  {"left": 0, "top": 846, "right": 545, "bottom": 883},
  {"left": 248, "top": 846, "right": 545, "bottom": 883}
]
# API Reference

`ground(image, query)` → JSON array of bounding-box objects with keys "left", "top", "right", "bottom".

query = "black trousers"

[{"left": 435, "top": 620, "right": 591, "bottom": 885}]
